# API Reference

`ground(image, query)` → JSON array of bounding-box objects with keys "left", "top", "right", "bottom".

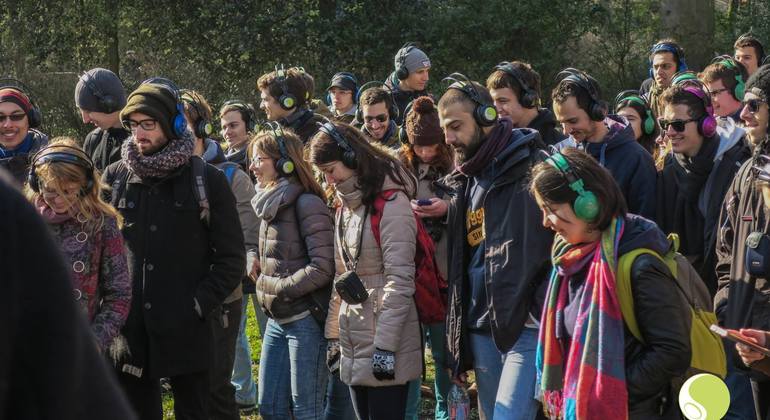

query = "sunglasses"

[
  {"left": 363, "top": 114, "right": 388, "bottom": 124},
  {"left": 658, "top": 118, "right": 698, "bottom": 132},
  {"left": 742, "top": 98, "right": 766, "bottom": 114},
  {"left": 122, "top": 118, "right": 158, "bottom": 131},
  {"left": 0, "top": 113, "right": 27, "bottom": 123}
]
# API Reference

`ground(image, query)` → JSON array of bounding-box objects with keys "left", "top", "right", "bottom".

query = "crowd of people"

[{"left": 3, "top": 34, "right": 770, "bottom": 420}]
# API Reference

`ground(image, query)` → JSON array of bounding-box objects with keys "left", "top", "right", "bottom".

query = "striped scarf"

[{"left": 536, "top": 217, "right": 628, "bottom": 420}]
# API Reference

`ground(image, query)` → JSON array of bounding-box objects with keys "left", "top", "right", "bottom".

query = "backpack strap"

[
  {"left": 616, "top": 248, "right": 663, "bottom": 344},
  {"left": 190, "top": 156, "right": 210, "bottom": 226},
  {"left": 109, "top": 162, "right": 131, "bottom": 209},
  {"left": 370, "top": 189, "right": 398, "bottom": 246}
]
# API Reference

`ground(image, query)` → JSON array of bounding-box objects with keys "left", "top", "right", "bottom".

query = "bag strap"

[
  {"left": 190, "top": 156, "right": 210, "bottom": 226},
  {"left": 370, "top": 189, "right": 398, "bottom": 246},
  {"left": 110, "top": 162, "right": 131, "bottom": 209},
  {"left": 617, "top": 248, "right": 662, "bottom": 344}
]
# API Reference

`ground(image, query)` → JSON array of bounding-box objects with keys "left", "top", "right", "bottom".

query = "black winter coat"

[
  {"left": 83, "top": 126, "right": 130, "bottom": 172},
  {"left": 438, "top": 127, "right": 553, "bottom": 377},
  {"left": 528, "top": 108, "right": 567, "bottom": 146},
  {"left": 103, "top": 158, "right": 245, "bottom": 378},
  {"left": 279, "top": 108, "right": 326, "bottom": 144},
  {"left": 0, "top": 170, "right": 136, "bottom": 420}
]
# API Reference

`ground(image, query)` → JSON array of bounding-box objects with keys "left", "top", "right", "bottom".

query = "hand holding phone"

[
  {"left": 417, "top": 199, "right": 433, "bottom": 206},
  {"left": 710, "top": 324, "right": 770, "bottom": 357}
]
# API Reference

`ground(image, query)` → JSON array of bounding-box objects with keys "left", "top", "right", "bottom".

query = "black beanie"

[
  {"left": 746, "top": 64, "right": 770, "bottom": 102},
  {"left": 120, "top": 83, "right": 179, "bottom": 140},
  {"left": 74, "top": 68, "right": 127, "bottom": 113}
]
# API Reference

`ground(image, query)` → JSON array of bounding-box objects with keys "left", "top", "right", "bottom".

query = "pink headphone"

[{"left": 682, "top": 86, "right": 717, "bottom": 138}]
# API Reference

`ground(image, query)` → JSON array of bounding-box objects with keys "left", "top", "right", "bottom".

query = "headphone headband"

[{"left": 79, "top": 71, "right": 119, "bottom": 113}]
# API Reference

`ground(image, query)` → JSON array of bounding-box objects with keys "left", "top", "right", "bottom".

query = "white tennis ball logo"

[{"left": 678, "top": 373, "right": 730, "bottom": 420}]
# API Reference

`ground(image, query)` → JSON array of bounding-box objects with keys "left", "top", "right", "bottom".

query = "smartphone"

[
  {"left": 417, "top": 199, "right": 433, "bottom": 206},
  {"left": 710, "top": 324, "right": 770, "bottom": 356}
]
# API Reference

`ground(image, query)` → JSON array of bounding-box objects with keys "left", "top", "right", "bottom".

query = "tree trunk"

[
  {"left": 105, "top": 0, "right": 120, "bottom": 74},
  {"left": 659, "top": 0, "right": 715, "bottom": 71}
]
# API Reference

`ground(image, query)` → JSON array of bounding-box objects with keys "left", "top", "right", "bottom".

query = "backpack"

[
  {"left": 369, "top": 189, "right": 448, "bottom": 324},
  {"left": 616, "top": 233, "right": 727, "bottom": 379}
]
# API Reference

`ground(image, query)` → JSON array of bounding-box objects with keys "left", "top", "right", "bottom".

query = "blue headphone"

[
  {"left": 649, "top": 42, "right": 687, "bottom": 78},
  {"left": 140, "top": 77, "right": 188, "bottom": 138},
  {"left": 326, "top": 72, "right": 359, "bottom": 106}
]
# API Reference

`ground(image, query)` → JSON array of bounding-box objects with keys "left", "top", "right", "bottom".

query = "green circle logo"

[
  {"left": 484, "top": 107, "right": 497, "bottom": 121},
  {"left": 678, "top": 373, "right": 730, "bottom": 420}
]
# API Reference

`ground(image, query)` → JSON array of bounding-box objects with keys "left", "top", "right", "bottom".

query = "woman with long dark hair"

[{"left": 309, "top": 122, "right": 421, "bottom": 420}]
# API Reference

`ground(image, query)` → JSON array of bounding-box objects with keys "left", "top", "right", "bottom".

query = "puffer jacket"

[
  {"left": 325, "top": 174, "right": 422, "bottom": 387},
  {"left": 255, "top": 181, "right": 334, "bottom": 321}
]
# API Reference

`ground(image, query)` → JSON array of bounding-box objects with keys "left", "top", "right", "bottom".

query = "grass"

[{"left": 162, "top": 302, "right": 480, "bottom": 419}]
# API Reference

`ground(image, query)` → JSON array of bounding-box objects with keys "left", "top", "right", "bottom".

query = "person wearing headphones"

[
  {"left": 435, "top": 75, "right": 552, "bottom": 420},
  {"left": 552, "top": 68, "right": 657, "bottom": 219},
  {"left": 75, "top": 67, "right": 130, "bottom": 171},
  {"left": 182, "top": 90, "right": 260, "bottom": 420},
  {"left": 614, "top": 90, "right": 660, "bottom": 156},
  {"left": 701, "top": 56, "right": 751, "bottom": 122},
  {"left": 384, "top": 43, "right": 432, "bottom": 125},
  {"left": 640, "top": 39, "right": 687, "bottom": 118},
  {"left": 0, "top": 82, "right": 48, "bottom": 184},
  {"left": 735, "top": 33, "right": 766, "bottom": 77},
  {"left": 103, "top": 79, "right": 245, "bottom": 420},
  {"left": 716, "top": 64, "right": 770, "bottom": 420},
  {"left": 486, "top": 60, "right": 566, "bottom": 146},
  {"left": 219, "top": 100, "right": 258, "bottom": 174},
  {"left": 530, "top": 147, "right": 691, "bottom": 419},
  {"left": 357, "top": 86, "right": 401, "bottom": 149},
  {"left": 655, "top": 84, "right": 750, "bottom": 296},
  {"left": 257, "top": 66, "right": 326, "bottom": 144},
  {"left": 24, "top": 137, "right": 131, "bottom": 352},
  {"left": 327, "top": 72, "right": 359, "bottom": 124}
]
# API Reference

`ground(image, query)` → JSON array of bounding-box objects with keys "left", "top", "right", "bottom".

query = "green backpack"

[{"left": 616, "top": 233, "right": 726, "bottom": 379}]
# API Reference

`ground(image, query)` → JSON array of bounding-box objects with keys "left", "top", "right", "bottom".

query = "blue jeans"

[
  {"left": 405, "top": 322, "right": 451, "bottom": 420},
  {"left": 258, "top": 315, "right": 328, "bottom": 420},
  {"left": 468, "top": 328, "right": 539, "bottom": 420},
  {"left": 723, "top": 353, "right": 756, "bottom": 420},
  {"left": 231, "top": 294, "right": 266, "bottom": 406},
  {"left": 325, "top": 373, "right": 356, "bottom": 420}
]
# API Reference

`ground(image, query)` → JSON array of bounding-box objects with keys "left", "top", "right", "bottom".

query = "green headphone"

[
  {"left": 614, "top": 90, "right": 655, "bottom": 136},
  {"left": 713, "top": 56, "right": 746, "bottom": 101},
  {"left": 545, "top": 152, "right": 599, "bottom": 222}
]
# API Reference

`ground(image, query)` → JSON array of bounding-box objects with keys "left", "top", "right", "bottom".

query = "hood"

[
  {"left": 716, "top": 117, "right": 746, "bottom": 160},
  {"left": 618, "top": 214, "right": 670, "bottom": 256},
  {"left": 485, "top": 127, "right": 542, "bottom": 181},
  {"left": 528, "top": 108, "right": 559, "bottom": 132},
  {"left": 582, "top": 115, "right": 636, "bottom": 164},
  {"left": 202, "top": 138, "right": 226, "bottom": 165}
]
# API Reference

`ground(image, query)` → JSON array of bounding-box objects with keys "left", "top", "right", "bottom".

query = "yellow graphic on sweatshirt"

[{"left": 467, "top": 207, "right": 485, "bottom": 247}]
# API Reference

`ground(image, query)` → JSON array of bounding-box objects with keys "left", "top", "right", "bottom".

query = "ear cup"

[
  {"left": 643, "top": 110, "right": 655, "bottom": 135},
  {"left": 546, "top": 152, "right": 599, "bottom": 222},
  {"left": 573, "top": 189, "right": 600, "bottom": 221},
  {"left": 398, "top": 126, "right": 409, "bottom": 144},
  {"left": 27, "top": 107, "right": 42, "bottom": 128},
  {"left": 195, "top": 120, "right": 213, "bottom": 138},
  {"left": 319, "top": 122, "right": 358, "bottom": 169},
  {"left": 172, "top": 103, "right": 188, "bottom": 137},
  {"left": 279, "top": 93, "right": 296, "bottom": 110},
  {"left": 275, "top": 156, "right": 295, "bottom": 176},
  {"left": 474, "top": 103, "right": 498, "bottom": 126},
  {"left": 734, "top": 74, "right": 746, "bottom": 101},
  {"left": 699, "top": 115, "right": 718, "bottom": 138}
]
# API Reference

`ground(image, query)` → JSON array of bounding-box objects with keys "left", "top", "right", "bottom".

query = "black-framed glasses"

[
  {"left": 658, "top": 118, "right": 698, "bottom": 132},
  {"left": 742, "top": 98, "right": 766, "bottom": 114},
  {"left": 0, "top": 113, "right": 26, "bottom": 123},
  {"left": 708, "top": 87, "right": 729, "bottom": 99},
  {"left": 122, "top": 118, "right": 158, "bottom": 131},
  {"left": 363, "top": 114, "right": 388, "bottom": 124}
]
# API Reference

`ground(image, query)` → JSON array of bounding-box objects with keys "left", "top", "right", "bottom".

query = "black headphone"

[
  {"left": 28, "top": 144, "right": 95, "bottom": 196},
  {"left": 139, "top": 77, "right": 188, "bottom": 138},
  {"left": 275, "top": 64, "right": 297, "bottom": 111},
  {"left": 0, "top": 78, "right": 42, "bottom": 128},
  {"left": 354, "top": 81, "right": 400, "bottom": 124},
  {"left": 396, "top": 42, "right": 417, "bottom": 80},
  {"left": 319, "top": 121, "right": 357, "bottom": 169},
  {"left": 493, "top": 61, "right": 539, "bottom": 108},
  {"left": 264, "top": 121, "right": 295, "bottom": 177},
  {"left": 79, "top": 71, "right": 119, "bottom": 113},
  {"left": 443, "top": 72, "right": 498, "bottom": 127},
  {"left": 555, "top": 68, "right": 607, "bottom": 122},
  {"left": 180, "top": 90, "right": 214, "bottom": 139},
  {"left": 221, "top": 100, "right": 257, "bottom": 132}
]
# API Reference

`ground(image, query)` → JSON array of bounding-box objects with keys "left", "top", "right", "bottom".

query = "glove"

[
  {"left": 372, "top": 348, "right": 396, "bottom": 381},
  {"left": 326, "top": 339, "right": 341, "bottom": 374}
]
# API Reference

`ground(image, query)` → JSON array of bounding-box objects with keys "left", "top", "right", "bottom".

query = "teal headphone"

[
  {"left": 712, "top": 55, "right": 746, "bottom": 101},
  {"left": 545, "top": 152, "right": 599, "bottom": 222},
  {"left": 614, "top": 90, "right": 655, "bottom": 135}
]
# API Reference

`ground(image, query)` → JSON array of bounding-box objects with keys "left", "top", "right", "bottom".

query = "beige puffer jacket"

[{"left": 325, "top": 174, "right": 422, "bottom": 387}]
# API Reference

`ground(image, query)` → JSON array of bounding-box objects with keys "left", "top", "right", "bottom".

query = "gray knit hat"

[
  {"left": 74, "top": 68, "right": 127, "bottom": 113},
  {"left": 395, "top": 46, "right": 431, "bottom": 74},
  {"left": 746, "top": 64, "right": 770, "bottom": 102}
]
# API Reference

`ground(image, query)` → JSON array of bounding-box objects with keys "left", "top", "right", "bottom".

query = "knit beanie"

[
  {"left": 0, "top": 87, "right": 32, "bottom": 113},
  {"left": 405, "top": 96, "right": 444, "bottom": 146},
  {"left": 120, "top": 83, "right": 179, "bottom": 140},
  {"left": 395, "top": 46, "right": 431, "bottom": 74},
  {"left": 74, "top": 68, "right": 127, "bottom": 113},
  {"left": 746, "top": 64, "right": 770, "bottom": 102}
]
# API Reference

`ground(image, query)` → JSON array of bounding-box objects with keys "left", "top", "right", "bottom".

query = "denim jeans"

[
  {"left": 258, "top": 315, "right": 328, "bottom": 420},
  {"left": 468, "top": 328, "right": 539, "bottom": 420},
  {"left": 405, "top": 322, "right": 451, "bottom": 420},
  {"left": 723, "top": 353, "right": 757, "bottom": 420},
  {"left": 231, "top": 294, "right": 266, "bottom": 406},
  {"left": 325, "top": 373, "right": 357, "bottom": 420}
]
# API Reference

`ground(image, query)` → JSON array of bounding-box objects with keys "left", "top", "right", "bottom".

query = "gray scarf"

[{"left": 251, "top": 178, "right": 291, "bottom": 221}]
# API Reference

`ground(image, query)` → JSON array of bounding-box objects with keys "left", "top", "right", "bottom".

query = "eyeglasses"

[
  {"left": 122, "top": 118, "right": 158, "bottom": 131},
  {"left": 0, "top": 113, "right": 27, "bottom": 123},
  {"left": 742, "top": 98, "right": 766, "bottom": 114},
  {"left": 658, "top": 118, "right": 698, "bottom": 132},
  {"left": 708, "top": 87, "right": 730, "bottom": 99},
  {"left": 363, "top": 114, "right": 388, "bottom": 124}
]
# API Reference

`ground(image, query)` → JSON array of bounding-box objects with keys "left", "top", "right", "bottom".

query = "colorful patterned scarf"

[{"left": 536, "top": 217, "right": 628, "bottom": 420}]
